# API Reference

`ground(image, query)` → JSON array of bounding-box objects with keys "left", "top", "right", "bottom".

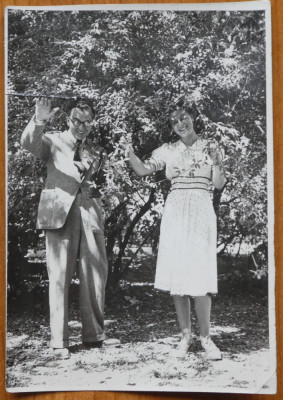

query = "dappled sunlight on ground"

[
  {"left": 6, "top": 256, "right": 272, "bottom": 392},
  {"left": 210, "top": 326, "right": 240, "bottom": 335},
  {"left": 6, "top": 330, "right": 274, "bottom": 393}
]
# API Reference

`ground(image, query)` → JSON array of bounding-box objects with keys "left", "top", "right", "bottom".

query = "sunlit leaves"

[{"left": 7, "top": 9, "right": 268, "bottom": 280}]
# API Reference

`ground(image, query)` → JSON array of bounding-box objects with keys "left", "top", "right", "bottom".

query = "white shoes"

[
  {"left": 200, "top": 336, "right": 222, "bottom": 360},
  {"left": 52, "top": 347, "right": 70, "bottom": 359},
  {"left": 173, "top": 334, "right": 193, "bottom": 359}
]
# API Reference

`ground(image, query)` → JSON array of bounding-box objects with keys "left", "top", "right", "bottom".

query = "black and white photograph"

[{"left": 5, "top": 2, "right": 275, "bottom": 394}]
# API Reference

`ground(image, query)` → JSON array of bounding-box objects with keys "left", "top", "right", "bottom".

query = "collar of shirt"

[
  {"left": 65, "top": 130, "right": 86, "bottom": 148},
  {"left": 178, "top": 137, "right": 207, "bottom": 153}
]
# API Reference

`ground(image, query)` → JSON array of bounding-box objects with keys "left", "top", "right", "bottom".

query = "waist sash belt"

[{"left": 170, "top": 175, "right": 211, "bottom": 192}]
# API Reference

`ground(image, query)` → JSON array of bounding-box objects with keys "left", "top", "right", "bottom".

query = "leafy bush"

[{"left": 7, "top": 10, "right": 268, "bottom": 285}]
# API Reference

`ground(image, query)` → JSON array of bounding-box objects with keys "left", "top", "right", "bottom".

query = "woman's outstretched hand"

[
  {"left": 119, "top": 138, "right": 155, "bottom": 177},
  {"left": 119, "top": 139, "right": 134, "bottom": 157},
  {"left": 207, "top": 142, "right": 223, "bottom": 165},
  {"left": 207, "top": 141, "right": 226, "bottom": 189}
]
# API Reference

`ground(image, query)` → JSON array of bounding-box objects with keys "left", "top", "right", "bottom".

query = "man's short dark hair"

[{"left": 67, "top": 100, "right": 94, "bottom": 119}]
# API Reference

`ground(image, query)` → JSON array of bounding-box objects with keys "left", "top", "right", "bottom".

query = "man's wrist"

[{"left": 34, "top": 116, "right": 48, "bottom": 125}]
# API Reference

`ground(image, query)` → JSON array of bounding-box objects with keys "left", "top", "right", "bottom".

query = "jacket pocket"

[
  {"left": 37, "top": 189, "right": 56, "bottom": 227},
  {"left": 84, "top": 198, "right": 104, "bottom": 233}
]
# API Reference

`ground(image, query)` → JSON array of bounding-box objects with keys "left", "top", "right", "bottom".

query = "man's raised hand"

[{"left": 35, "top": 98, "right": 60, "bottom": 122}]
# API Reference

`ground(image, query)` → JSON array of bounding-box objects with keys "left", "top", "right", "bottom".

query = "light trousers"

[{"left": 45, "top": 192, "right": 108, "bottom": 348}]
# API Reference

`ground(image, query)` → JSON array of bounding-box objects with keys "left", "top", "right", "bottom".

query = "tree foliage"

[{"left": 7, "top": 9, "right": 268, "bottom": 284}]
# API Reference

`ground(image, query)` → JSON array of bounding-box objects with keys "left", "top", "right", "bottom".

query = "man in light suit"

[{"left": 21, "top": 98, "right": 108, "bottom": 359}]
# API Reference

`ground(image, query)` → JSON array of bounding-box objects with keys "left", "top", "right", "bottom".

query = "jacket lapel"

[{"left": 81, "top": 139, "right": 102, "bottom": 175}]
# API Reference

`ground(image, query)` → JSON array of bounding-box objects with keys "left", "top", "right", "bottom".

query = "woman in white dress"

[{"left": 121, "top": 104, "right": 226, "bottom": 360}]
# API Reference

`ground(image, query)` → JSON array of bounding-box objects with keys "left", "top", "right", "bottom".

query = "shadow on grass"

[{"left": 7, "top": 254, "right": 268, "bottom": 357}]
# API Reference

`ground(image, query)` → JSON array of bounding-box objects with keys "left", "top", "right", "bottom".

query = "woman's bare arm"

[
  {"left": 122, "top": 144, "right": 156, "bottom": 176},
  {"left": 208, "top": 144, "right": 226, "bottom": 189}
]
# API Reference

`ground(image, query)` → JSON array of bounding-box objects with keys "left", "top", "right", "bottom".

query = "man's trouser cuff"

[{"left": 82, "top": 332, "right": 106, "bottom": 343}]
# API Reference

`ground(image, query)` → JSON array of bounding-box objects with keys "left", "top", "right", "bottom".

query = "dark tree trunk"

[{"left": 108, "top": 187, "right": 156, "bottom": 286}]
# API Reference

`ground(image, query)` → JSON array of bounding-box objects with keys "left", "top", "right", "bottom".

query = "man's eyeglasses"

[{"left": 69, "top": 117, "right": 93, "bottom": 129}]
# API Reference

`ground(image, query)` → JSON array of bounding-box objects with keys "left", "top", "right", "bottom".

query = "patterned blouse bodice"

[{"left": 148, "top": 138, "right": 213, "bottom": 181}]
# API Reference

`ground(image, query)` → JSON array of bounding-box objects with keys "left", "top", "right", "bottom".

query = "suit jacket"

[{"left": 21, "top": 116, "right": 106, "bottom": 232}]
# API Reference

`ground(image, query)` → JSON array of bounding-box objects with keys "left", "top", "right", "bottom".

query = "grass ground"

[{"left": 6, "top": 255, "right": 275, "bottom": 393}]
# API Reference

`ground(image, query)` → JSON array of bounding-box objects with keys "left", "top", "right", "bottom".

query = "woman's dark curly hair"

[{"left": 169, "top": 96, "right": 206, "bottom": 136}]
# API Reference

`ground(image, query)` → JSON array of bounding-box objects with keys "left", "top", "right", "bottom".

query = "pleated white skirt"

[{"left": 154, "top": 188, "right": 218, "bottom": 296}]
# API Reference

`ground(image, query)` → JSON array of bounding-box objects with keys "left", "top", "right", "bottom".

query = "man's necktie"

[
  {"left": 74, "top": 139, "right": 82, "bottom": 162},
  {"left": 73, "top": 140, "right": 86, "bottom": 177}
]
